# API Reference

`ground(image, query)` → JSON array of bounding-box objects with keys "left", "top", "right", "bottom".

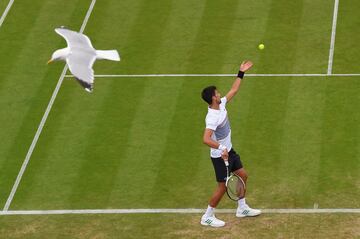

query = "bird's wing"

[
  {"left": 55, "top": 28, "right": 93, "bottom": 49},
  {"left": 66, "top": 51, "right": 96, "bottom": 85}
]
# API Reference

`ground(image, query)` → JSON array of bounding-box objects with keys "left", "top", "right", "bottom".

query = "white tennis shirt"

[{"left": 205, "top": 97, "right": 232, "bottom": 158}]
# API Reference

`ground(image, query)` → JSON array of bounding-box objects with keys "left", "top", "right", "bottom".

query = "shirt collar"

[{"left": 208, "top": 106, "right": 221, "bottom": 113}]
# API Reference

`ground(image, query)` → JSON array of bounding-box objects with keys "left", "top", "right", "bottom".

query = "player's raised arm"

[{"left": 225, "top": 61, "right": 253, "bottom": 103}]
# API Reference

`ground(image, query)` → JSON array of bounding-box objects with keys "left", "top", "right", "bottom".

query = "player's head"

[{"left": 201, "top": 86, "right": 221, "bottom": 105}]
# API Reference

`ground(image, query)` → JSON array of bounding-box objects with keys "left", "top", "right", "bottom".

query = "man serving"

[{"left": 200, "top": 61, "right": 261, "bottom": 228}]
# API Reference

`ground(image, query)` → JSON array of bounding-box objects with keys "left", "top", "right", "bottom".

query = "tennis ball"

[{"left": 258, "top": 44, "right": 265, "bottom": 50}]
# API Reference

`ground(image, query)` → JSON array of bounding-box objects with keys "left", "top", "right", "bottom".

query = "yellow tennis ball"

[{"left": 258, "top": 44, "right": 265, "bottom": 50}]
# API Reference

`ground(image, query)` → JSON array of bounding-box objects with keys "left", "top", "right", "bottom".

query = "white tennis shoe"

[
  {"left": 200, "top": 215, "right": 225, "bottom": 227},
  {"left": 236, "top": 205, "right": 261, "bottom": 217}
]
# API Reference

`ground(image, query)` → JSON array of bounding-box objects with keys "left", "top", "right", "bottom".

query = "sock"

[
  {"left": 238, "top": 198, "right": 246, "bottom": 208},
  {"left": 205, "top": 205, "right": 215, "bottom": 217}
]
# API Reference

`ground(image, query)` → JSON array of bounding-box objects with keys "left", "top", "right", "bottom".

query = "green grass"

[
  {"left": 0, "top": 0, "right": 95, "bottom": 207},
  {"left": 333, "top": 0, "right": 360, "bottom": 73},
  {"left": 0, "top": 214, "right": 359, "bottom": 239},
  {"left": 0, "top": 0, "right": 359, "bottom": 238}
]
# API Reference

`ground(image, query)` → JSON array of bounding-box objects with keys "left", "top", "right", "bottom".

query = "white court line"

[
  {"left": 0, "top": 0, "right": 15, "bottom": 28},
  {"left": 64, "top": 73, "right": 360, "bottom": 78},
  {"left": 0, "top": 208, "right": 359, "bottom": 216},
  {"left": 2, "top": 0, "right": 97, "bottom": 212},
  {"left": 327, "top": 0, "right": 340, "bottom": 75}
]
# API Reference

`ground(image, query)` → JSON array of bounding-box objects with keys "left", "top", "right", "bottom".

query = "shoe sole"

[
  {"left": 236, "top": 212, "right": 261, "bottom": 218},
  {"left": 200, "top": 221, "right": 225, "bottom": 228}
]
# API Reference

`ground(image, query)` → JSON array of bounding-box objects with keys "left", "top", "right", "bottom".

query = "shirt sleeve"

[{"left": 205, "top": 115, "right": 218, "bottom": 130}]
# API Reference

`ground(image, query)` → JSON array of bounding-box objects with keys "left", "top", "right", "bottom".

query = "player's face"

[{"left": 214, "top": 90, "right": 221, "bottom": 104}]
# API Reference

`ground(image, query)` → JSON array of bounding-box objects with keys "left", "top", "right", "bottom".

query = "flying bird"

[{"left": 48, "top": 27, "right": 120, "bottom": 92}]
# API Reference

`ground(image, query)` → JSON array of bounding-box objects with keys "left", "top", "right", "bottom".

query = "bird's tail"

[{"left": 96, "top": 50, "right": 120, "bottom": 61}]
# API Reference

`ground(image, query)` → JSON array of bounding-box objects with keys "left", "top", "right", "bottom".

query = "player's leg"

[
  {"left": 228, "top": 148, "right": 261, "bottom": 218},
  {"left": 233, "top": 168, "right": 248, "bottom": 197},
  {"left": 233, "top": 168, "right": 248, "bottom": 184},
  {"left": 201, "top": 157, "right": 227, "bottom": 227},
  {"left": 209, "top": 182, "right": 226, "bottom": 207}
]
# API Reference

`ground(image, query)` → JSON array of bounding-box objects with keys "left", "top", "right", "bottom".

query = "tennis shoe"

[
  {"left": 236, "top": 205, "right": 261, "bottom": 217},
  {"left": 200, "top": 215, "right": 225, "bottom": 227}
]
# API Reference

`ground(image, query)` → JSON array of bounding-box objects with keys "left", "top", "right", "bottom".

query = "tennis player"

[{"left": 200, "top": 61, "right": 261, "bottom": 227}]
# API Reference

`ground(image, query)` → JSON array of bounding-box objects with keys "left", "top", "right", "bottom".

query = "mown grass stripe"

[{"left": 2, "top": 0, "right": 97, "bottom": 212}]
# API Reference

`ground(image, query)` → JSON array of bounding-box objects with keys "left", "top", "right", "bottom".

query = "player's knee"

[
  {"left": 242, "top": 171, "right": 248, "bottom": 181},
  {"left": 237, "top": 169, "right": 248, "bottom": 181}
]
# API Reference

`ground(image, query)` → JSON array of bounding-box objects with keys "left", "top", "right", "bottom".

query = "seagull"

[{"left": 47, "top": 27, "right": 120, "bottom": 92}]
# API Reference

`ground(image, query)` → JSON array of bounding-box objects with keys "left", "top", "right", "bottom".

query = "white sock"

[
  {"left": 205, "top": 205, "right": 214, "bottom": 217},
  {"left": 238, "top": 198, "right": 246, "bottom": 208}
]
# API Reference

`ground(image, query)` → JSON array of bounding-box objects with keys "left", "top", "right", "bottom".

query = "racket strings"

[{"left": 226, "top": 175, "right": 245, "bottom": 200}]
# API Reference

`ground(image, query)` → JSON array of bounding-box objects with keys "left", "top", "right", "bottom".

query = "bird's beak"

[{"left": 47, "top": 59, "right": 53, "bottom": 64}]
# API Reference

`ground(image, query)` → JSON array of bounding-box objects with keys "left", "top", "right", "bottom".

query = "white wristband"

[{"left": 218, "top": 144, "right": 227, "bottom": 151}]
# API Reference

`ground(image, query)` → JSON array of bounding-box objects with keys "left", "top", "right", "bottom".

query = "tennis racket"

[{"left": 224, "top": 160, "right": 246, "bottom": 201}]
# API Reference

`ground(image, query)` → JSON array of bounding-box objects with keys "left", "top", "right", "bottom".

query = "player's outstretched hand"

[{"left": 240, "top": 60, "right": 253, "bottom": 72}]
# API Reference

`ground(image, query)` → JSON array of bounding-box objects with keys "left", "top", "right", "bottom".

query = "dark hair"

[{"left": 201, "top": 86, "right": 216, "bottom": 105}]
